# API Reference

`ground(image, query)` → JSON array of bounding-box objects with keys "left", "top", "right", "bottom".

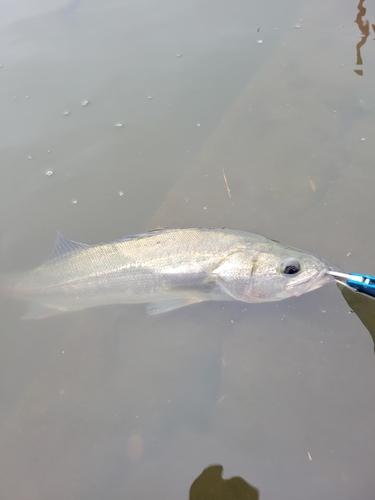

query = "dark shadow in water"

[
  {"left": 337, "top": 283, "right": 375, "bottom": 353},
  {"left": 354, "top": 0, "right": 375, "bottom": 75},
  {"left": 59, "top": 0, "right": 82, "bottom": 19},
  {"left": 190, "top": 465, "right": 259, "bottom": 500}
]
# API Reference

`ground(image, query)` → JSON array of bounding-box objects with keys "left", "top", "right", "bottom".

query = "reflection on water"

[
  {"left": 354, "top": 0, "right": 375, "bottom": 75},
  {"left": 338, "top": 283, "right": 375, "bottom": 353},
  {"left": 190, "top": 465, "right": 259, "bottom": 500}
]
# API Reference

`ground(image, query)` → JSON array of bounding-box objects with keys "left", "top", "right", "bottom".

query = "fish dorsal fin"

[
  {"left": 47, "top": 231, "right": 90, "bottom": 260},
  {"left": 113, "top": 228, "right": 167, "bottom": 243},
  {"left": 114, "top": 232, "right": 151, "bottom": 243}
]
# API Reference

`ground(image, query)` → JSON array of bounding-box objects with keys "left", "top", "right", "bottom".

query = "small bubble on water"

[
  {"left": 203, "top": 206, "right": 208, "bottom": 210},
  {"left": 63, "top": 110, "right": 70, "bottom": 115},
  {"left": 115, "top": 122, "right": 123, "bottom": 127},
  {"left": 147, "top": 95, "right": 153, "bottom": 99},
  {"left": 45, "top": 170, "right": 53, "bottom": 176},
  {"left": 176, "top": 52, "right": 182, "bottom": 57},
  {"left": 294, "top": 24, "right": 301, "bottom": 29},
  {"left": 28, "top": 155, "right": 33, "bottom": 160},
  {"left": 197, "top": 123, "right": 201, "bottom": 127},
  {"left": 118, "top": 191, "right": 124, "bottom": 196},
  {"left": 346, "top": 252, "right": 352, "bottom": 257},
  {"left": 72, "top": 199, "right": 78, "bottom": 204},
  {"left": 47, "top": 150, "right": 51, "bottom": 153},
  {"left": 81, "top": 99, "right": 90, "bottom": 106},
  {"left": 0, "top": 64, "right": 2, "bottom": 68},
  {"left": 257, "top": 40, "right": 263, "bottom": 44},
  {"left": 25, "top": 95, "right": 29, "bottom": 99},
  {"left": 360, "top": 137, "right": 366, "bottom": 141}
]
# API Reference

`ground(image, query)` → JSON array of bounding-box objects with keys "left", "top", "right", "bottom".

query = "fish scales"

[{"left": 1, "top": 228, "right": 335, "bottom": 318}]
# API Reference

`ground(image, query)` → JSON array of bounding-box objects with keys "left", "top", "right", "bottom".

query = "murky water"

[{"left": 1, "top": 0, "right": 375, "bottom": 498}]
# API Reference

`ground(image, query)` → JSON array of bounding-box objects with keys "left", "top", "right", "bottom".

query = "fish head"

[
  {"left": 245, "top": 242, "right": 335, "bottom": 302},
  {"left": 213, "top": 241, "right": 335, "bottom": 303}
]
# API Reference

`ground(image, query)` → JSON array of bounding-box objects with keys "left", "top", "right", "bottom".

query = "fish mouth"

[{"left": 286, "top": 266, "right": 336, "bottom": 297}]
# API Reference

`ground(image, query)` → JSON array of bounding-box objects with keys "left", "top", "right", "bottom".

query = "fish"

[{"left": 1, "top": 228, "right": 335, "bottom": 319}]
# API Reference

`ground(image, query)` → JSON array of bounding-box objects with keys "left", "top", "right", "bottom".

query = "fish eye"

[{"left": 281, "top": 258, "right": 301, "bottom": 275}]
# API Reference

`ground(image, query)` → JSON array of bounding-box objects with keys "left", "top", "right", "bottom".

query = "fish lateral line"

[{"left": 2, "top": 228, "right": 335, "bottom": 318}]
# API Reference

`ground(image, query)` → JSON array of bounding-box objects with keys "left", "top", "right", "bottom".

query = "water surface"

[{"left": 1, "top": 0, "right": 375, "bottom": 499}]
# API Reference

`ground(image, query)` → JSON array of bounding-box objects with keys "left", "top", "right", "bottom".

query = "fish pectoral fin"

[
  {"left": 22, "top": 302, "right": 65, "bottom": 320},
  {"left": 146, "top": 298, "right": 204, "bottom": 315}
]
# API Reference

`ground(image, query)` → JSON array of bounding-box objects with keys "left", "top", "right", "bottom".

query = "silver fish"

[{"left": 2, "top": 228, "right": 335, "bottom": 318}]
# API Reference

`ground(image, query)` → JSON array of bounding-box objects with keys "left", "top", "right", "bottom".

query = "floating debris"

[
  {"left": 45, "top": 170, "right": 53, "bottom": 176},
  {"left": 222, "top": 167, "right": 231, "bottom": 199},
  {"left": 176, "top": 53, "right": 182, "bottom": 57},
  {"left": 118, "top": 191, "right": 124, "bottom": 196},
  {"left": 81, "top": 99, "right": 90, "bottom": 106}
]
